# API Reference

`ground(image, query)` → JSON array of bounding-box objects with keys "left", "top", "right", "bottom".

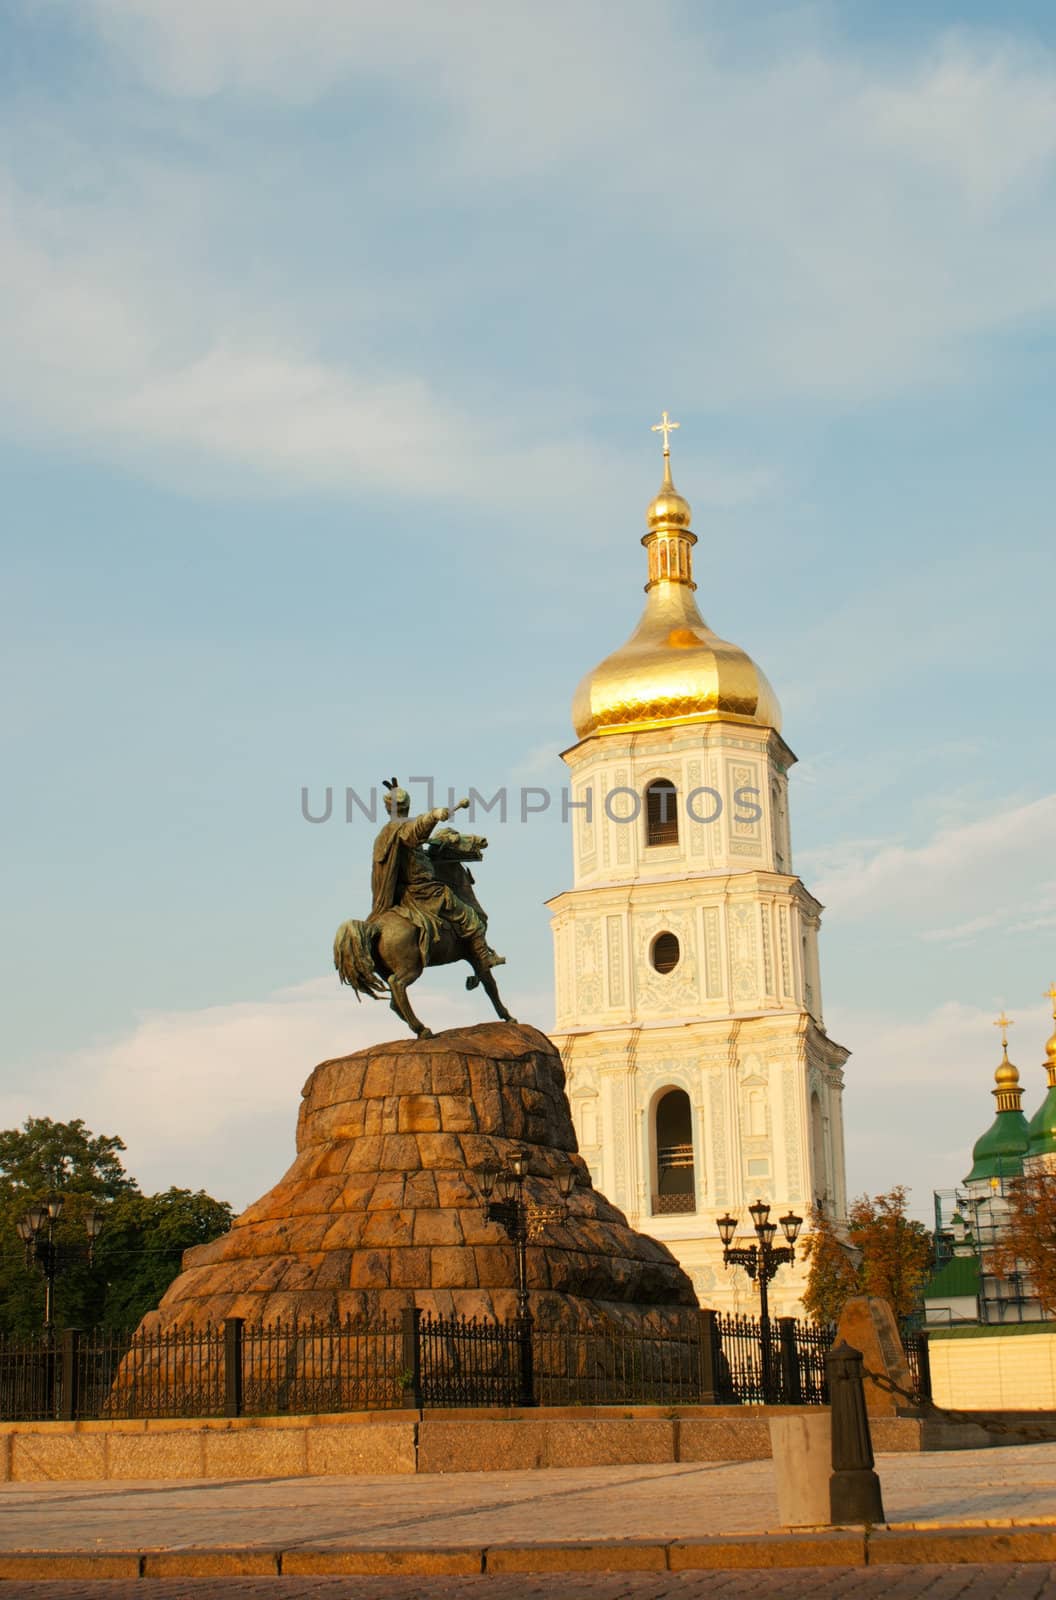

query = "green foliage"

[
  {"left": 0, "top": 1117, "right": 135, "bottom": 1200},
  {"left": 801, "top": 1205, "right": 859, "bottom": 1324},
  {"left": 93, "top": 1189, "right": 234, "bottom": 1329},
  {"left": 0, "top": 1117, "right": 232, "bottom": 1335},
  {"left": 802, "top": 1187, "right": 933, "bottom": 1326},
  {"left": 848, "top": 1186, "right": 932, "bottom": 1321}
]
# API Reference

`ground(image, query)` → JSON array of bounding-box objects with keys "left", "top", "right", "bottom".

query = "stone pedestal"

[
  {"left": 835, "top": 1296, "right": 913, "bottom": 1416},
  {"left": 770, "top": 1413, "right": 832, "bottom": 1527},
  {"left": 145, "top": 1022, "right": 697, "bottom": 1333}
]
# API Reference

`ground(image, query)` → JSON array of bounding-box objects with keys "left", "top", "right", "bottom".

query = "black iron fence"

[
  {"left": 902, "top": 1327, "right": 932, "bottom": 1405},
  {"left": 0, "top": 1310, "right": 928, "bottom": 1422}
]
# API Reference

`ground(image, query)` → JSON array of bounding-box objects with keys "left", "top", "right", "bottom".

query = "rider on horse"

[{"left": 368, "top": 780, "right": 505, "bottom": 972}]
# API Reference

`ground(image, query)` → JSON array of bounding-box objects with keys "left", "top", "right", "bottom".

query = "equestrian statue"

[{"left": 333, "top": 778, "right": 515, "bottom": 1040}]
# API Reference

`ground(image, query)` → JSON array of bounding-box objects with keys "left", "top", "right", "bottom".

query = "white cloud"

[
  {"left": 0, "top": 2, "right": 1054, "bottom": 530},
  {"left": 829, "top": 995, "right": 1053, "bottom": 1217},
  {"left": 919, "top": 880, "right": 1056, "bottom": 945},
  {"left": 2, "top": 975, "right": 547, "bottom": 1208},
  {"left": 3, "top": 9, "right": 1056, "bottom": 491},
  {"left": 811, "top": 793, "right": 1056, "bottom": 923}
]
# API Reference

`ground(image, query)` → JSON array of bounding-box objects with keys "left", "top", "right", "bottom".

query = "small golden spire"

[
  {"left": 1044, "top": 982, "right": 1056, "bottom": 1085},
  {"left": 993, "top": 1010, "right": 1013, "bottom": 1051},
  {"left": 644, "top": 411, "right": 694, "bottom": 583},
  {"left": 651, "top": 410, "right": 680, "bottom": 459},
  {"left": 991, "top": 1012, "right": 1023, "bottom": 1110}
]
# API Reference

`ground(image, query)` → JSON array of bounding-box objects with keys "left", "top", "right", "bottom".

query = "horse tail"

[{"left": 333, "top": 919, "right": 387, "bottom": 1001}]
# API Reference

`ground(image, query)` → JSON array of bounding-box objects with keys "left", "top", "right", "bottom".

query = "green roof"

[
  {"left": 965, "top": 1108, "right": 1030, "bottom": 1182},
  {"left": 924, "top": 1255, "right": 980, "bottom": 1302},
  {"left": 1027, "top": 1084, "right": 1056, "bottom": 1158}
]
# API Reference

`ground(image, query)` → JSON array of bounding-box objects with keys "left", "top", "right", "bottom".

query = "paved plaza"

[
  {"left": 3, "top": 1446, "right": 1056, "bottom": 1555},
  {"left": 0, "top": 1443, "right": 1054, "bottom": 1596}
]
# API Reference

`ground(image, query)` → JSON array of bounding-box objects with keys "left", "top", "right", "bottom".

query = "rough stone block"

[
  {"left": 867, "top": 1527, "right": 1056, "bottom": 1564},
  {"left": 870, "top": 1417, "right": 924, "bottom": 1453},
  {"left": 368, "top": 1173, "right": 406, "bottom": 1209},
  {"left": 679, "top": 1418, "right": 772, "bottom": 1461},
  {"left": 108, "top": 1429, "right": 205, "bottom": 1479},
  {"left": 390, "top": 1246, "right": 432, "bottom": 1287},
  {"left": 544, "top": 1419, "right": 674, "bottom": 1468},
  {"left": 836, "top": 1297, "right": 913, "bottom": 1417},
  {"left": 418, "top": 1420, "right": 546, "bottom": 1473},
  {"left": 670, "top": 1533, "right": 866, "bottom": 1569},
  {"left": 413, "top": 1209, "right": 464, "bottom": 1246},
  {"left": 361, "top": 1210, "right": 413, "bottom": 1248},
  {"left": 487, "top": 1543, "right": 667, "bottom": 1572},
  {"left": 437, "top": 1095, "right": 477, "bottom": 1131},
  {"left": 349, "top": 1249, "right": 390, "bottom": 1288},
  {"left": 431, "top": 1246, "right": 478, "bottom": 1287},
  {"left": 285, "top": 1548, "right": 483, "bottom": 1575},
  {"left": 415, "top": 1132, "right": 465, "bottom": 1169},
  {"left": 203, "top": 1427, "right": 307, "bottom": 1479},
  {"left": 0, "top": 1554, "right": 143, "bottom": 1580},
  {"left": 403, "top": 1171, "right": 439, "bottom": 1208},
  {"left": 361, "top": 1062, "right": 395, "bottom": 1098},
  {"left": 11, "top": 1431, "right": 107, "bottom": 1481},
  {"left": 306, "top": 1422, "right": 417, "bottom": 1476},
  {"left": 399, "top": 1095, "right": 441, "bottom": 1133},
  {"left": 143, "top": 1551, "right": 280, "bottom": 1577}
]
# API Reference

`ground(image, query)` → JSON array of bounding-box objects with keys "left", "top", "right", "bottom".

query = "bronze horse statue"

[{"left": 333, "top": 829, "right": 516, "bottom": 1040}]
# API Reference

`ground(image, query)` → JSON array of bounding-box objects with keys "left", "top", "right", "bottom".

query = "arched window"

[
  {"left": 652, "top": 1088, "right": 695, "bottom": 1214},
  {"left": 645, "top": 779, "right": 679, "bottom": 847}
]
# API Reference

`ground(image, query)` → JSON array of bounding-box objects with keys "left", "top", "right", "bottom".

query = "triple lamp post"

[
  {"left": 476, "top": 1151, "right": 576, "bottom": 1406},
  {"left": 477, "top": 1152, "right": 576, "bottom": 1320},
  {"left": 15, "top": 1196, "right": 104, "bottom": 1333},
  {"left": 716, "top": 1198, "right": 803, "bottom": 1403}
]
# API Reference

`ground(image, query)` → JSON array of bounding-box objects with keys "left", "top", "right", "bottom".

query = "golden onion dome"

[
  {"left": 571, "top": 455, "right": 782, "bottom": 740},
  {"left": 994, "top": 1050, "right": 1021, "bottom": 1090},
  {"left": 991, "top": 1035, "right": 1024, "bottom": 1113}
]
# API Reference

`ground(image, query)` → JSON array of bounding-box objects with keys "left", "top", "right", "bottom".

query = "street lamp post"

[
  {"left": 716, "top": 1199, "right": 802, "bottom": 1403},
  {"left": 477, "top": 1153, "right": 576, "bottom": 1406},
  {"left": 16, "top": 1196, "right": 104, "bottom": 1333}
]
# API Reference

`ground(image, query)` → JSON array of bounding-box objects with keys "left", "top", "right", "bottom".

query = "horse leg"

[
  {"left": 387, "top": 966, "right": 433, "bottom": 1039},
  {"left": 472, "top": 961, "right": 516, "bottom": 1024}
]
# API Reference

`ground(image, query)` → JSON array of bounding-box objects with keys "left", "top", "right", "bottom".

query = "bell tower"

[{"left": 548, "top": 419, "right": 849, "bottom": 1314}]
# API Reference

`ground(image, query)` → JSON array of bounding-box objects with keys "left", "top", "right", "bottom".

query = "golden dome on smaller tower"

[
  {"left": 645, "top": 458, "right": 693, "bottom": 531},
  {"left": 994, "top": 1050, "right": 1021, "bottom": 1090},
  {"left": 1044, "top": 980, "right": 1056, "bottom": 1075},
  {"left": 571, "top": 415, "right": 781, "bottom": 741},
  {"left": 990, "top": 1013, "right": 1024, "bottom": 1111}
]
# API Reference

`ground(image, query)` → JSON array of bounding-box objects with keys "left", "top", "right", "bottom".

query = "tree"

[
  {"left": 802, "top": 1186, "right": 932, "bottom": 1325},
  {"left": 991, "top": 1169, "right": 1056, "bottom": 1315},
  {"left": 847, "top": 1187, "right": 932, "bottom": 1321},
  {"left": 801, "top": 1205, "right": 859, "bottom": 1324},
  {"left": 93, "top": 1189, "right": 234, "bottom": 1329},
  {"left": 0, "top": 1117, "right": 232, "bottom": 1334},
  {"left": 0, "top": 1117, "right": 135, "bottom": 1200}
]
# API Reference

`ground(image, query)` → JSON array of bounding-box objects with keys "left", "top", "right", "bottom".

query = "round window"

[{"left": 651, "top": 931, "right": 680, "bottom": 974}]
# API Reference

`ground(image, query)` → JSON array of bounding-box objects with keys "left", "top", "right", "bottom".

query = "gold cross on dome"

[
  {"left": 994, "top": 1011, "right": 1014, "bottom": 1049},
  {"left": 651, "top": 410, "right": 680, "bottom": 458},
  {"left": 1045, "top": 982, "right": 1056, "bottom": 1016}
]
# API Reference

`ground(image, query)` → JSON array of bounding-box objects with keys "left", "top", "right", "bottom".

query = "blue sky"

[{"left": 2, "top": 1, "right": 1054, "bottom": 1222}]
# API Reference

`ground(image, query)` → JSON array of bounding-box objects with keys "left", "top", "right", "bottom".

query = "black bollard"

[{"left": 827, "top": 1339, "right": 885, "bottom": 1525}]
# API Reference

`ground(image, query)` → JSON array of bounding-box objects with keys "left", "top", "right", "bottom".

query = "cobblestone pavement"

[
  {"left": 2, "top": 1446, "right": 1056, "bottom": 1553},
  {"left": 4, "top": 1568, "right": 1056, "bottom": 1598}
]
